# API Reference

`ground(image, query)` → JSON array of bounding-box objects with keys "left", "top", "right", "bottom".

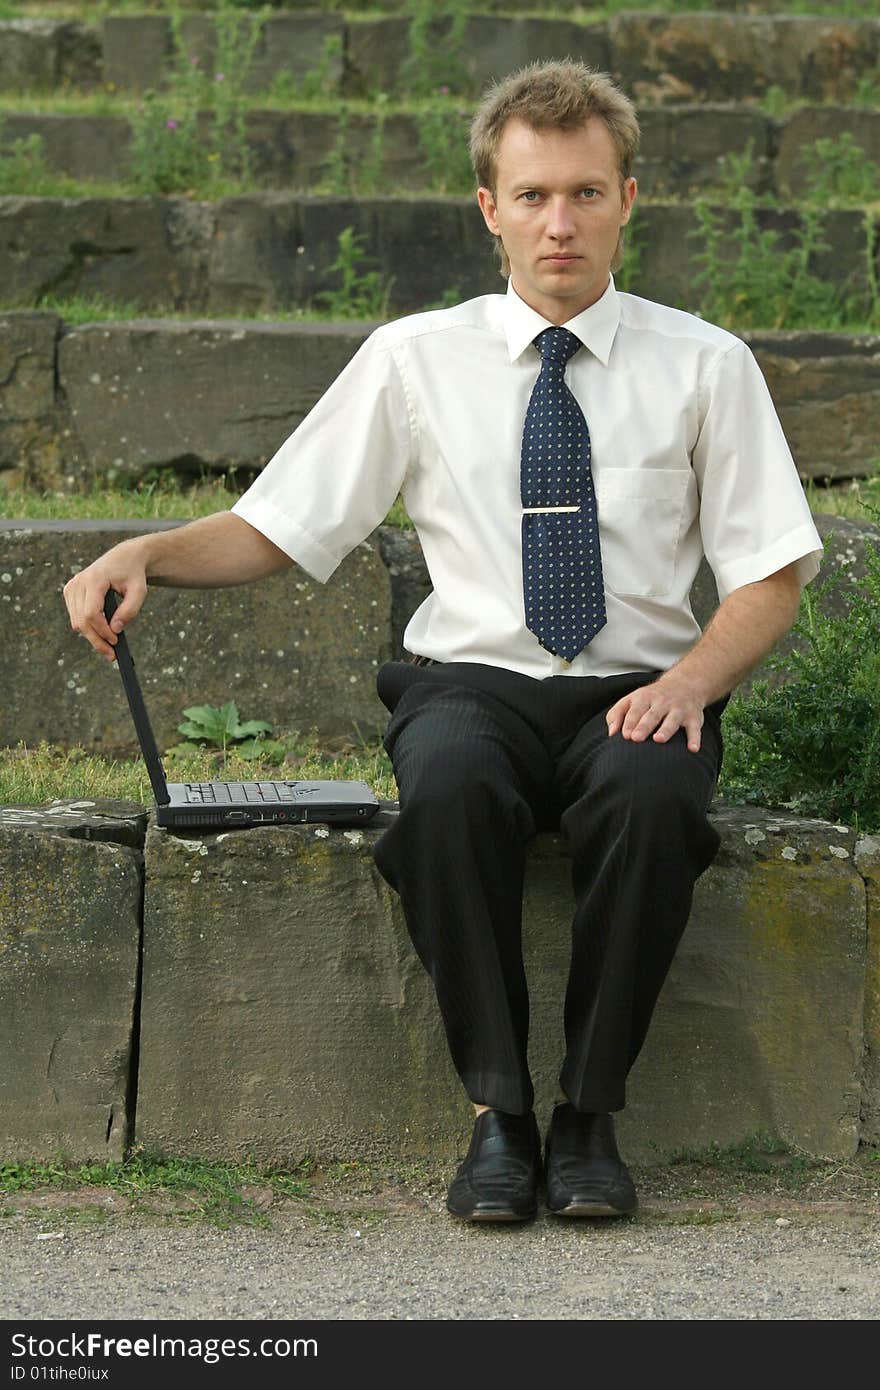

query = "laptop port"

[{"left": 226, "top": 811, "right": 250, "bottom": 821}]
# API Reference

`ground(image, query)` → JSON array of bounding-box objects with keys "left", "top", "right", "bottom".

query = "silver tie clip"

[{"left": 522, "top": 505, "right": 581, "bottom": 514}]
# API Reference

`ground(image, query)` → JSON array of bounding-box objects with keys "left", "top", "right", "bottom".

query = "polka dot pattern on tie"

[{"left": 521, "top": 326, "right": 606, "bottom": 662}]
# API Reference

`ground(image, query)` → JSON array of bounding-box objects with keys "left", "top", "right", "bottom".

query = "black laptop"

[{"left": 105, "top": 590, "right": 380, "bottom": 830}]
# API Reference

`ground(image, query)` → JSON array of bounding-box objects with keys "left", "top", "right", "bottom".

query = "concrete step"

[
  {"left": 1, "top": 11, "right": 878, "bottom": 104},
  {"left": 3, "top": 102, "right": 879, "bottom": 200},
  {"left": 2, "top": 312, "right": 878, "bottom": 488},
  {"left": 0, "top": 193, "right": 876, "bottom": 324},
  {"left": 0, "top": 796, "right": 875, "bottom": 1162}
]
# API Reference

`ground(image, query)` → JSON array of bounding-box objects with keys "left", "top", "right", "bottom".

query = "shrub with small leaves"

[{"left": 719, "top": 540, "right": 880, "bottom": 832}]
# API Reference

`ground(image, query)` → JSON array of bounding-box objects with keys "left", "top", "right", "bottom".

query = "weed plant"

[
  {"left": 129, "top": 0, "right": 266, "bottom": 195},
  {"left": 0, "top": 131, "right": 117, "bottom": 197},
  {"left": 400, "top": 0, "right": 470, "bottom": 101},
  {"left": 314, "top": 225, "right": 393, "bottom": 319},
  {"left": 414, "top": 99, "right": 474, "bottom": 194},
  {"left": 719, "top": 540, "right": 880, "bottom": 832},
  {"left": 267, "top": 33, "right": 342, "bottom": 104},
  {"left": 692, "top": 141, "right": 879, "bottom": 331},
  {"left": 0, "top": 1153, "right": 313, "bottom": 1229}
]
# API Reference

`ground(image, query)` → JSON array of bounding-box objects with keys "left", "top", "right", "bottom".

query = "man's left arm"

[{"left": 606, "top": 561, "right": 802, "bottom": 753}]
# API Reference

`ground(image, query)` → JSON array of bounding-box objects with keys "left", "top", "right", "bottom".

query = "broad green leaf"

[{"left": 235, "top": 719, "right": 274, "bottom": 738}]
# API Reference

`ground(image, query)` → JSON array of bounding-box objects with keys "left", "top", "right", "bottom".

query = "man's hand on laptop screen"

[{"left": 63, "top": 550, "right": 148, "bottom": 662}]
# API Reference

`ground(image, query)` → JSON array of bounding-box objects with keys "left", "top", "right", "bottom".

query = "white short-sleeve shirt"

[{"left": 232, "top": 276, "right": 823, "bottom": 679}]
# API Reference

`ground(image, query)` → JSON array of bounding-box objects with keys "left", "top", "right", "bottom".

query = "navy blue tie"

[{"left": 521, "top": 326, "right": 606, "bottom": 661}]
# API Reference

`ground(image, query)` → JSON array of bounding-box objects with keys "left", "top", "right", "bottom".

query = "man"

[{"left": 64, "top": 60, "right": 822, "bottom": 1224}]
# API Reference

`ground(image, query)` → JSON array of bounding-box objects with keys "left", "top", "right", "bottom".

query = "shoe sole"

[
  {"left": 447, "top": 1206, "right": 536, "bottom": 1223},
  {"left": 549, "top": 1200, "right": 637, "bottom": 1218}
]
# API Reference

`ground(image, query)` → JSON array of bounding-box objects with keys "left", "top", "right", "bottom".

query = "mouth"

[{"left": 542, "top": 254, "right": 581, "bottom": 265}]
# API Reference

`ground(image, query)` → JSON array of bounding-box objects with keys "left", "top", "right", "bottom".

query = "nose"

[{"left": 546, "top": 196, "right": 575, "bottom": 239}]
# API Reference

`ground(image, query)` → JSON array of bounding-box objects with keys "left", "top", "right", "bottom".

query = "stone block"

[
  {"left": 0, "top": 19, "right": 100, "bottom": 92},
  {"left": 0, "top": 311, "right": 60, "bottom": 483},
  {"left": 345, "top": 14, "right": 610, "bottom": 98},
  {"left": 100, "top": 16, "right": 173, "bottom": 93},
  {"left": 856, "top": 836, "right": 880, "bottom": 1147},
  {"left": 636, "top": 105, "right": 774, "bottom": 197},
  {"left": 205, "top": 195, "right": 304, "bottom": 314},
  {"left": 0, "top": 113, "right": 131, "bottom": 185},
  {"left": 776, "top": 107, "right": 880, "bottom": 200},
  {"left": 0, "top": 520, "right": 391, "bottom": 753},
  {"left": 57, "top": 318, "right": 371, "bottom": 481},
  {"left": 102, "top": 13, "right": 344, "bottom": 95},
  {"left": 623, "top": 804, "right": 865, "bottom": 1159},
  {"left": 203, "top": 195, "right": 497, "bottom": 315},
  {"left": 609, "top": 13, "right": 880, "bottom": 104},
  {"left": 244, "top": 13, "right": 345, "bottom": 95},
  {"left": 0, "top": 800, "right": 145, "bottom": 1162},
  {"left": 744, "top": 332, "right": 880, "bottom": 483},
  {"left": 375, "top": 526, "right": 432, "bottom": 661},
  {"left": 0, "top": 198, "right": 208, "bottom": 313},
  {"left": 136, "top": 803, "right": 866, "bottom": 1164},
  {"left": 0, "top": 312, "right": 57, "bottom": 423}
]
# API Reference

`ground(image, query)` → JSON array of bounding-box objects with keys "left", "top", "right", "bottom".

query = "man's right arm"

[{"left": 63, "top": 510, "right": 295, "bottom": 661}]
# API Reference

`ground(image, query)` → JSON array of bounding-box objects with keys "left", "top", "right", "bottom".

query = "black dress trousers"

[{"left": 372, "top": 659, "right": 726, "bottom": 1117}]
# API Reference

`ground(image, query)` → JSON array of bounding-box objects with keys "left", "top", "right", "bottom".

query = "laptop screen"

[{"left": 104, "top": 590, "right": 171, "bottom": 807}]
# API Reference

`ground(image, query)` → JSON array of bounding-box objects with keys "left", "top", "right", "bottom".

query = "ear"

[
  {"left": 619, "top": 176, "right": 637, "bottom": 227},
  {"left": 477, "top": 186, "right": 500, "bottom": 236}
]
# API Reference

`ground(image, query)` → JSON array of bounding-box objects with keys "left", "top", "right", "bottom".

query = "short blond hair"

[{"left": 469, "top": 59, "right": 640, "bottom": 276}]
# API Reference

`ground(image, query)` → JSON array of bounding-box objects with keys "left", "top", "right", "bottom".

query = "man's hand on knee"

[{"left": 605, "top": 675, "right": 706, "bottom": 754}]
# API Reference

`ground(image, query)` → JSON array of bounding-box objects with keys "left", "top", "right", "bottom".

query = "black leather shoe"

[
  {"left": 446, "top": 1109, "right": 541, "bottom": 1222},
  {"left": 545, "top": 1103, "right": 637, "bottom": 1217}
]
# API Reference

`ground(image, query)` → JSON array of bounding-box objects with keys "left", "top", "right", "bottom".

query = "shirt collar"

[{"left": 503, "top": 274, "right": 621, "bottom": 367}]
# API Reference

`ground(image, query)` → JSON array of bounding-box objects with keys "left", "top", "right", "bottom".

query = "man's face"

[{"left": 477, "top": 116, "right": 637, "bottom": 324}]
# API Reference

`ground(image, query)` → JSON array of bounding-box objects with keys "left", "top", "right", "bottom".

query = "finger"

[
  {"left": 652, "top": 709, "right": 703, "bottom": 752},
  {"left": 108, "top": 579, "right": 146, "bottom": 633},
  {"left": 621, "top": 697, "right": 657, "bottom": 740},
  {"left": 64, "top": 577, "right": 118, "bottom": 659},
  {"left": 606, "top": 697, "right": 630, "bottom": 736},
  {"left": 651, "top": 710, "right": 684, "bottom": 744},
  {"left": 684, "top": 711, "right": 703, "bottom": 753}
]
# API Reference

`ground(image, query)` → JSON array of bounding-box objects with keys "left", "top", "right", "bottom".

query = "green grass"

[
  {"left": 805, "top": 473, "right": 880, "bottom": 521},
  {"left": 5, "top": 1, "right": 880, "bottom": 21},
  {"left": 0, "top": 731, "right": 397, "bottom": 806},
  {"left": 0, "top": 1152, "right": 314, "bottom": 1228},
  {"left": 0, "top": 468, "right": 871, "bottom": 527},
  {"left": 660, "top": 1133, "right": 827, "bottom": 1189},
  {"left": 0, "top": 473, "right": 240, "bottom": 519},
  {"left": 27, "top": 293, "right": 406, "bottom": 324},
  {"left": 0, "top": 471, "right": 415, "bottom": 526}
]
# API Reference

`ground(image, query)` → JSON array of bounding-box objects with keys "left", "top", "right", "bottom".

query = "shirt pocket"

[{"left": 594, "top": 468, "right": 693, "bottom": 599}]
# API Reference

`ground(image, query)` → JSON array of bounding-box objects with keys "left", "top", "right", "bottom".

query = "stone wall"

[
  {"left": 2, "top": 12, "right": 877, "bottom": 102},
  {"left": 0, "top": 801, "right": 145, "bottom": 1162},
  {"left": 0, "top": 197, "right": 876, "bottom": 326},
  {"left": 2, "top": 314, "right": 877, "bottom": 486},
  {"left": 0, "top": 513, "right": 876, "bottom": 753},
  {"left": 3, "top": 102, "right": 879, "bottom": 199},
  {"left": 0, "top": 799, "right": 875, "bottom": 1165},
  {"left": 0, "top": 520, "right": 391, "bottom": 752}
]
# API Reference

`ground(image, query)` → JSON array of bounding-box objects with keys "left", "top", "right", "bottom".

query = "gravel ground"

[{"left": 2, "top": 1156, "right": 879, "bottom": 1322}]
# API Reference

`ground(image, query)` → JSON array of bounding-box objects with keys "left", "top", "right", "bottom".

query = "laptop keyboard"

[{"left": 184, "top": 782, "right": 306, "bottom": 804}]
